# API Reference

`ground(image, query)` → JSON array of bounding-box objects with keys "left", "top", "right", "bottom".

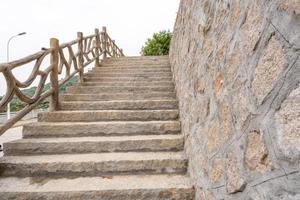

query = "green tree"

[{"left": 141, "top": 30, "right": 172, "bottom": 56}]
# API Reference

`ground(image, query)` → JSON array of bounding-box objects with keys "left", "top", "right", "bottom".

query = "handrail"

[{"left": 0, "top": 26, "right": 124, "bottom": 135}]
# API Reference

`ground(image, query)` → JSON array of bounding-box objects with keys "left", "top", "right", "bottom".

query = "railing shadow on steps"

[{"left": 0, "top": 26, "right": 125, "bottom": 135}]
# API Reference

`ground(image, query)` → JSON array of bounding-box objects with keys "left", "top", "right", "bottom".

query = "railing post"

[
  {"left": 49, "top": 38, "right": 59, "bottom": 111},
  {"left": 112, "top": 40, "right": 116, "bottom": 57},
  {"left": 77, "top": 32, "right": 84, "bottom": 83},
  {"left": 120, "top": 49, "right": 123, "bottom": 57},
  {"left": 94, "top": 28, "right": 100, "bottom": 67},
  {"left": 101, "top": 26, "right": 107, "bottom": 60}
]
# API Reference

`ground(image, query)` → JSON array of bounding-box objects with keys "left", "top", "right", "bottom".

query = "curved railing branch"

[{"left": 0, "top": 27, "right": 124, "bottom": 135}]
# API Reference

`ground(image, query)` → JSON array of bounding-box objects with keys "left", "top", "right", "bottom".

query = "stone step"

[
  {"left": 60, "top": 92, "right": 176, "bottom": 101},
  {"left": 84, "top": 76, "right": 173, "bottom": 82},
  {"left": 66, "top": 86, "right": 174, "bottom": 93},
  {"left": 107, "top": 55, "right": 169, "bottom": 60},
  {"left": 91, "top": 67, "right": 171, "bottom": 72},
  {"left": 103, "top": 59, "right": 169, "bottom": 63},
  {"left": 60, "top": 100, "right": 178, "bottom": 110},
  {"left": 79, "top": 81, "right": 174, "bottom": 87},
  {"left": 85, "top": 72, "right": 172, "bottom": 78},
  {"left": 104, "top": 61, "right": 170, "bottom": 65},
  {"left": 0, "top": 175, "right": 194, "bottom": 200},
  {"left": 102, "top": 59, "right": 169, "bottom": 63},
  {"left": 4, "top": 135, "right": 183, "bottom": 156},
  {"left": 0, "top": 152, "right": 187, "bottom": 177},
  {"left": 104, "top": 58, "right": 169, "bottom": 62},
  {"left": 23, "top": 121, "right": 181, "bottom": 138},
  {"left": 38, "top": 110, "right": 179, "bottom": 122},
  {"left": 100, "top": 64, "right": 171, "bottom": 68}
]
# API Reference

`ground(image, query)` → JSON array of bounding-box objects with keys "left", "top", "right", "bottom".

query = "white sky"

[{"left": 0, "top": 0, "right": 180, "bottom": 95}]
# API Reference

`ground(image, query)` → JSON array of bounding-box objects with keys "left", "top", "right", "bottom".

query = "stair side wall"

[{"left": 169, "top": 0, "right": 300, "bottom": 199}]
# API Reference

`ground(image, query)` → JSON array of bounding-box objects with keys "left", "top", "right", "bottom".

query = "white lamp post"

[{"left": 6, "top": 32, "right": 27, "bottom": 120}]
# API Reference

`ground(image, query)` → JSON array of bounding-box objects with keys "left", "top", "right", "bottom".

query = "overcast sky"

[{"left": 0, "top": 0, "right": 180, "bottom": 95}]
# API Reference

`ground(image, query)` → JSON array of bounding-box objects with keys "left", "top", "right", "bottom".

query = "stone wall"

[{"left": 169, "top": 0, "right": 300, "bottom": 199}]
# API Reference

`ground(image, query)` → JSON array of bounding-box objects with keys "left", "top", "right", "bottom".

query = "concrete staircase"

[{"left": 0, "top": 56, "right": 194, "bottom": 199}]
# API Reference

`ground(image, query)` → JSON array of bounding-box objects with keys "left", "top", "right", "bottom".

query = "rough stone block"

[
  {"left": 252, "top": 36, "right": 284, "bottom": 104},
  {"left": 245, "top": 130, "right": 271, "bottom": 173},
  {"left": 275, "top": 86, "right": 300, "bottom": 161}
]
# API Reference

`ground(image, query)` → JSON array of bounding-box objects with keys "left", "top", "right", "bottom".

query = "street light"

[{"left": 6, "top": 32, "right": 27, "bottom": 120}]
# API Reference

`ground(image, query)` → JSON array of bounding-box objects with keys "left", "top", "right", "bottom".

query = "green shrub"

[{"left": 141, "top": 30, "right": 172, "bottom": 56}]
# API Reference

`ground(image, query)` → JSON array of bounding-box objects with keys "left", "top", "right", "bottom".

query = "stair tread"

[
  {"left": 40, "top": 109, "right": 178, "bottom": 113},
  {"left": 70, "top": 86, "right": 174, "bottom": 88},
  {"left": 60, "top": 99, "right": 177, "bottom": 103},
  {"left": 0, "top": 174, "right": 192, "bottom": 192},
  {"left": 26, "top": 120, "right": 180, "bottom": 125},
  {"left": 0, "top": 56, "right": 193, "bottom": 198},
  {"left": 23, "top": 120, "right": 181, "bottom": 138},
  {"left": 0, "top": 152, "right": 186, "bottom": 163},
  {"left": 8, "top": 134, "right": 183, "bottom": 144}
]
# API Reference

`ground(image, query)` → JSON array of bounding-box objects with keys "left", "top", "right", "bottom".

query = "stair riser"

[
  {"left": 60, "top": 101, "right": 178, "bottom": 110},
  {"left": 38, "top": 110, "right": 179, "bottom": 122},
  {"left": 66, "top": 86, "right": 174, "bottom": 93},
  {"left": 103, "top": 60, "right": 169, "bottom": 63},
  {"left": 103, "top": 61, "right": 170, "bottom": 64},
  {"left": 100, "top": 65, "right": 170, "bottom": 68},
  {"left": 89, "top": 67, "right": 171, "bottom": 74},
  {"left": 85, "top": 74, "right": 172, "bottom": 78},
  {"left": 80, "top": 81, "right": 174, "bottom": 87},
  {"left": 84, "top": 77, "right": 173, "bottom": 82},
  {"left": 107, "top": 56, "right": 169, "bottom": 60},
  {"left": 1, "top": 188, "right": 195, "bottom": 200},
  {"left": 23, "top": 122, "right": 181, "bottom": 138},
  {"left": 4, "top": 138, "right": 183, "bottom": 156},
  {"left": 0, "top": 159, "right": 187, "bottom": 177},
  {"left": 60, "top": 93, "right": 176, "bottom": 101},
  {"left": 100, "top": 65, "right": 171, "bottom": 69}
]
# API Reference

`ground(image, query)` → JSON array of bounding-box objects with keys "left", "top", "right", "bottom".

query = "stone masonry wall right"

[{"left": 169, "top": 0, "right": 300, "bottom": 199}]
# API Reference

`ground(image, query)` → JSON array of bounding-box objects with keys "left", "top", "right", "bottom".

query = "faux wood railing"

[{"left": 0, "top": 27, "right": 124, "bottom": 135}]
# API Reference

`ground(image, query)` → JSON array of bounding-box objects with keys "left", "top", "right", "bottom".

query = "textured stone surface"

[
  {"left": 23, "top": 121, "right": 181, "bottom": 138},
  {"left": 38, "top": 110, "right": 179, "bottom": 122},
  {"left": 252, "top": 36, "right": 284, "bottom": 104},
  {"left": 84, "top": 76, "right": 173, "bottom": 82},
  {"left": 4, "top": 135, "right": 184, "bottom": 155},
  {"left": 0, "top": 56, "right": 194, "bottom": 198},
  {"left": 170, "top": 0, "right": 300, "bottom": 199},
  {"left": 219, "top": 100, "right": 232, "bottom": 143},
  {"left": 275, "top": 86, "right": 300, "bottom": 161},
  {"left": 278, "top": 0, "right": 300, "bottom": 20},
  {"left": 241, "top": 0, "right": 263, "bottom": 54},
  {"left": 60, "top": 92, "right": 176, "bottom": 101},
  {"left": 85, "top": 72, "right": 173, "bottom": 77},
  {"left": 207, "top": 120, "right": 218, "bottom": 152},
  {"left": 81, "top": 80, "right": 174, "bottom": 87},
  {"left": 67, "top": 85, "right": 175, "bottom": 93},
  {"left": 0, "top": 152, "right": 187, "bottom": 177},
  {"left": 60, "top": 100, "right": 178, "bottom": 110},
  {"left": 226, "top": 153, "right": 246, "bottom": 194},
  {"left": 210, "top": 158, "right": 224, "bottom": 183},
  {"left": 0, "top": 175, "right": 194, "bottom": 200},
  {"left": 245, "top": 130, "right": 271, "bottom": 173}
]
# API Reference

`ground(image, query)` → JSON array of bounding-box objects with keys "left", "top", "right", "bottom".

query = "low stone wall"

[{"left": 169, "top": 0, "right": 300, "bottom": 199}]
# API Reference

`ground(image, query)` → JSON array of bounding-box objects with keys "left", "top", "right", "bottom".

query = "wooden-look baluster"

[
  {"left": 77, "top": 32, "right": 84, "bottom": 83},
  {"left": 101, "top": 26, "right": 107, "bottom": 60},
  {"left": 49, "top": 38, "right": 59, "bottom": 111},
  {"left": 112, "top": 40, "right": 116, "bottom": 57},
  {"left": 94, "top": 28, "right": 101, "bottom": 67},
  {"left": 120, "top": 49, "right": 123, "bottom": 57}
]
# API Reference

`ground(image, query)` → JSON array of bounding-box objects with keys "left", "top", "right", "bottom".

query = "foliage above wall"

[{"left": 141, "top": 30, "right": 172, "bottom": 56}]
